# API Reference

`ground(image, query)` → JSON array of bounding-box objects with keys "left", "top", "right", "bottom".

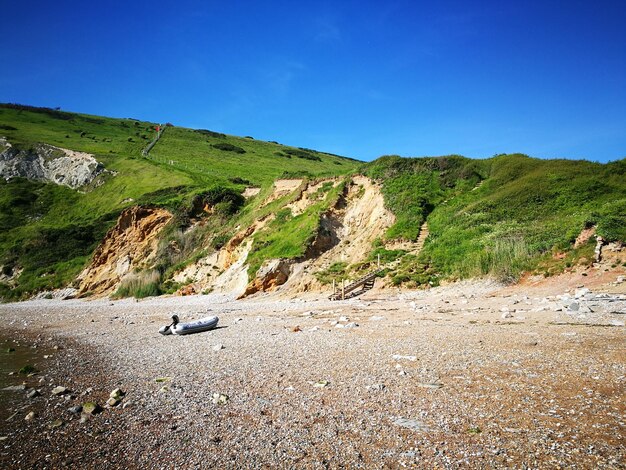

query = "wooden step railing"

[
  {"left": 329, "top": 268, "right": 383, "bottom": 300},
  {"left": 328, "top": 222, "right": 429, "bottom": 301}
]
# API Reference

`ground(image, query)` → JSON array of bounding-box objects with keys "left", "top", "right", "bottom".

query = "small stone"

[
  {"left": 48, "top": 419, "right": 63, "bottom": 429},
  {"left": 109, "top": 388, "right": 125, "bottom": 399},
  {"left": 107, "top": 397, "right": 120, "bottom": 407},
  {"left": 292, "top": 326, "right": 302, "bottom": 332},
  {"left": 233, "top": 318, "right": 243, "bottom": 324},
  {"left": 122, "top": 400, "right": 133, "bottom": 409},
  {"left": 575, "top": 288, "right": 590, "bottom": 299},
  {"left": 568, "top": 301, "right": 580, "bottom": 312},
  {"left": 338, "top": 316, "right": 349, "bottom": 322},
  {"left": 501, "top": 311, "right": 513, "bottom": 319},
  {"left": 211, "top": 393, "right": 229, "bottom": 405},
  {"left": 367, "top": 383, "right": 386, "bottom": 391},
  {"left": 313, "top": 380, "right": 330, "bottom": 388},
  {"left": 24, "top": 411, "right": 36, "bottom": 421},
  {"left": 82, "top": 402, "right": 101, "bottom": 415},
  {"left": 51, "top": 386, "right": 67, "bottom": 395},
  {"left": 68, "top": 405, "right": 82, "bottom": 414},
  {"left": 27, "top": 389, "right": 40, "bottom": 399},
  {"left": 212, "top": 344, "right": 224, "bottom": 351},
  {"left": 18, "top": 365, "right": 36, "bottom": 375},
  {"left": 393, "top": 418, "right": 432, "bottom": 432},
  {"left": 2, "top": 384, "right": 26, "bottom": 391},
  {"left": 344, "top": 322, "right": 359, "bottom": 328},
  {"left": 392, "top": 354, "right": 417, "bottom": 361},
  {"left": 418, "top": 382, "right": 444, "bottom": 389}
]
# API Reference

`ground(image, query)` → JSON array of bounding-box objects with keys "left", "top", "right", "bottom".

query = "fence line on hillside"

[{"left": 141, "top": 125, "right": 165, "bottom": 156}]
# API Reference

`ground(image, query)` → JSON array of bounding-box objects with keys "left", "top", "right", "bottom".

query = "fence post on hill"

[{"left": 333, "top": 279, "right": 336, "bottom": 296}]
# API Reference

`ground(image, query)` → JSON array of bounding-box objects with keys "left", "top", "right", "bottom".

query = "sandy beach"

[{"left": 1, "top": 277, "right": 624, "bottom": 469}]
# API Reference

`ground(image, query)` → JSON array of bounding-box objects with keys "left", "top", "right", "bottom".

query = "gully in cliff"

[{"left": 159, "top": 314, "right": 219, "bottom": 335}]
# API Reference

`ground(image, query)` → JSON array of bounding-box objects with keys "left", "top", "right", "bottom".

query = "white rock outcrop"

[{"left": 0, "top": 137, "right": 109, "bottom": 189}]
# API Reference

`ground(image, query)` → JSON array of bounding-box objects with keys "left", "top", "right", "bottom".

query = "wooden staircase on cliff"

[
  {"left": 328, "top": 222, "right": 429, "bottom": 301},
  {"left": 329, "top": 268, "right": 383, "bottom": 300}
]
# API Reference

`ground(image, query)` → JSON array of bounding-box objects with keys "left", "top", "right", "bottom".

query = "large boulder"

[{"left": 241, "top": 259, "right": 292, "bottom": 297}]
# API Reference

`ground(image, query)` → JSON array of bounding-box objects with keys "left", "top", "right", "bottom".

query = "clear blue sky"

[{"left": 1, "top": 0, "right": 625, "bottom": 162}]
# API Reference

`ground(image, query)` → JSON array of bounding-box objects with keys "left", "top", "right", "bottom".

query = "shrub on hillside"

[
  {"left": 284, "top": 148, "right": 321, "bottom": 161},
  {"left": 596, "top": 199, "right": 626, "bottom": 242},
  {"left": 196, "top": 129, "right": 226, "bottom": 138},
  {"left": 229, "top": 177, "right": 252, "bottom": 185},
  {"left": 191, "top": 186, "right": 245, "bottom": 217},
  {"left": 212, "top": 143, "right": 246, "bottom": 154}
]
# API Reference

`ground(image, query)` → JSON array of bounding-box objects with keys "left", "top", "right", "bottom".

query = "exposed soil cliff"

[
  {"left": 77, "top": 206, "right": 172, "bottom": 296},
  {"left": 172, "top": 216, "right": 274, "bottom": 298},
  {"left": 275, "top": 175, "right": 396, "bottom": 295},
  {"left": 174, "top": 176, "right": 395, "bottom": 298},
  {"left": 0, "top": 137, "right": 110, "bottom": 189}
]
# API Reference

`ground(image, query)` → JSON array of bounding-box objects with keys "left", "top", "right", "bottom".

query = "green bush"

[
  {"left": 284, "top": 148, "right": 321, "bottom": 161},
  {"left": 194, "top": 186, "right": 245, "bottom": 216},
  {"left": 195, "top": 129, "right": 226, "bottom": 138},
  {"left": 212, "top": 143, "right": 245, "bottom": 154},
  {"left": 596, "top": 199, "right": 626, "bottom": 242}
]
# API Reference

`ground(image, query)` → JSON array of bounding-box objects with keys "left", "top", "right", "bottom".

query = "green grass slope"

[
  {"left": 0, "top": 104, "right": 358, "bottom": 299},
  {"left": 363, "top": 154, "right": 626, "bottom": 285},
  {"left": 1, "top": 103, "right": 623, "bottom": 299}
]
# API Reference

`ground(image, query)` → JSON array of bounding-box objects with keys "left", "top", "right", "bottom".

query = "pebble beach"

[{"left": 1, "top": 279, "right": 624, "bottom": 468}]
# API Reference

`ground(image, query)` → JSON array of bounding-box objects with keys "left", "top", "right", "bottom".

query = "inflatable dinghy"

[{"left": 159, "top": 314, "right": 219, "bottom": 336}]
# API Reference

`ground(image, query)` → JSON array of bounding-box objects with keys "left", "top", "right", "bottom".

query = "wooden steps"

[
  {"left": 329, "top": 269, "right": 382, "bottom": 300},
  {"left": 328, "top": 222, "right": 429, "bottom": 301}
]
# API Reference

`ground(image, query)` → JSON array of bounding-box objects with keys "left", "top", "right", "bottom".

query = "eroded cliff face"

[
  {"left": 172, "top": 176, "right": 395, "bottom": 298},
  {"left": 0, "top": 137, "right": 110, "bottom": 189},
  {"left": 77, "top": 206, "right": 172, "bottom": 296},
  {"left": 273, "top": 175, "right": 396, "bottom": 295}
]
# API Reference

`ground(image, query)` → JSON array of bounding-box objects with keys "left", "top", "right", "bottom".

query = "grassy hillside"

[
  {"left": 363, "top": 154, "right": 626, "bottom": 285},
  {"left": 1, "top": 103, "right": 624, "bottom": 299},
  {"left": 0, "top": 104, "right": 358, "bottom": 299}
]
